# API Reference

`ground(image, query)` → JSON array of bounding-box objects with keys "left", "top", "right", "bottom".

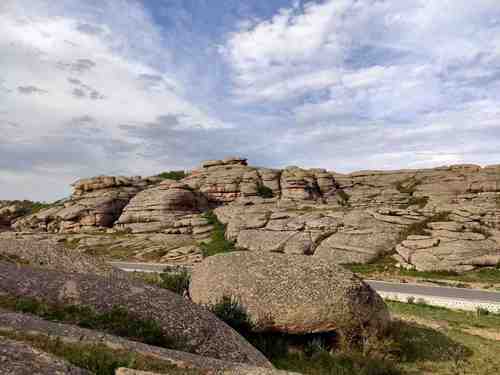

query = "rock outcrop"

[
  {"left": 0, "top": 261, "right": 271, "bottom": 367},
  {"left": 13, "top": 176, "right": 159, "bottom": 233},
  {"left": 190, "top": 252, "right": 389, "bottom": 334},
  {"left": 0, "top": 338, "right": 90, "bottom": 374},
  {"left": 6, "top": 158, "right": 500, "bottom": 271},
  {"left": 0, "top": 236, "right": 123, "bottom": 276},
  {"left": 0, "top": 310, "right": 282, "bottom": 375}
]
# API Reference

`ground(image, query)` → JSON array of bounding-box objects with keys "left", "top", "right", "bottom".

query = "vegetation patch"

[
  {"left": 200, "top": 211, "right": 236, "bottom": 257},
  {"left": 345, "top": 254, "right": 500, "bottom": 285},
  {"left": 256, "top": 184, "right": 274, "bottom": 198},
  {"left": 0, "top": 295, "right": 187, "bottom": 351},
  {"left": 394, "top": 177, "right": 422, "bottom": 195},
  {"left": 397, "top": 211, "right": 451, "bottom": 242},
  {"left": 336, "top": 189, "right": 351, "bottom": 206},
  {"left": 210, "top": 296, "right": 487, "bottom": 375},
  {"left": 0, "top": 331, "right": 198, "bottom": 375},
  {"left": 157, "top": 269, "right": 191, "bottom": 295},
  {"left": 156, "top": 171, "right": 187, "bottom": 181}
]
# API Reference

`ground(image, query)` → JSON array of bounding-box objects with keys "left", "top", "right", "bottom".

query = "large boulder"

[
  {"left": 190, "top": 252, "right": 389, "bottom": 334},
  {"left": 0, "top": 262, "right": 271, "bottom": 367}
]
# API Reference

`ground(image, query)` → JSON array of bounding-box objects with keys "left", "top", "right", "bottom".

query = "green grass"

[
  {"left": 199, "top": 211, "right": 236, "bottom": 257},
  {"left": 156, "top": 171, "right": 187, "bottom": 181},
  {"left": 0, "top": 332, "right": 198, "bottom": 375},
  {"left": 210, "top": 296, "right": 494, "bottom": 375},
  {"left": 157, "top": 269, "right": 190, "bottom": 295},
  {"left": 0, "top": 295, "right": 187, "bottom": 351},
  {"left": 345, "top": 255, "right": 500, "bottom": 285},
  {"left": 387, "top": 301, "right": 500, "bottom": 330}
]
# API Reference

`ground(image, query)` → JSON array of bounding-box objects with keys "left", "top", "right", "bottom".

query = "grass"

[
  {"left": 199, "top": 210, "right": 236, "bottom": 257},
  {"left": 0, "top": 295, "right": 187, "bottom": 351},
  {"left": 0, "top": 332, "right": 198, "bottom": 375},
  {"left": 387, "top": 301, "right": 500, "bottom": 330},
  {"left": 345, "top": 255, "right": 500, "bottom": 285},
  {"left": 156, "top": 269, "right": 191, "bottom": 295},
  {"left": 386, "top": 301, "right": 500, "bottom": 375},
  {"left": 210, "top": 296, "right": 500, "bottom": 375},
  {"left": 156, "top": 170, "right": 187, "bottom": 181}
]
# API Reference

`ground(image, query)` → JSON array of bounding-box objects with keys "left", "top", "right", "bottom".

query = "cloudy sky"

[{"left": 1, "top": 0, "right": 500, "bottom": 201}]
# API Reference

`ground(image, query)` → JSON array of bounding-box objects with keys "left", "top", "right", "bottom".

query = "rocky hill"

[{"left": 5, "top": 157, "right": 500, "bottom": 272}]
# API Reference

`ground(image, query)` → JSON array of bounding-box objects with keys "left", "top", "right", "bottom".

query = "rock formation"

[
  {"left": 13, "top": 176, "right": 159, "bottom": 233},
  {"left": 190, "top": 252, "right": 389, "bottom": 334},
  {"left": 0, "top": 261, "right": 271, "bottom": 367},
  {"left": 0, "top": 338, "right": 90, "bottom": 374},
  {"left": 4, "top": 158, "right": 500, "bottom": 271}
]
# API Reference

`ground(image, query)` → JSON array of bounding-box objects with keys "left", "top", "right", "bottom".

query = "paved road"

[
  {"left": 110, "top": 261, "right": 500, "bottom": 304},
  {"left": 366, "top": 280, "right": 500, "bottom": 303}
]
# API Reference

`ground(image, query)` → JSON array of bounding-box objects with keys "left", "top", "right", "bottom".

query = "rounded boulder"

[{"left": 190, "top": 252, "right": 389, "bottom": 334}]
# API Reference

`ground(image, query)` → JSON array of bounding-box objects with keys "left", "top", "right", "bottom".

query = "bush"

[
  {"left": 158, "top": 269, "right": 190, "bottom": 295},
  {"left": 257, "top": 185, "right": 274, "bottom": 198},
  {"left": 156, "top": 171, "right": 187, "bottom": 181},
  {"left": 200, "top": 211, "right": 236, "bottom": 257}
]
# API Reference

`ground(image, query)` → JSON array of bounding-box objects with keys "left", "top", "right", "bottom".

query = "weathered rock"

[
  {"left": 0, "top": 262, "right": 271, "bottom": 367},
  {"left": 14, "top": 176, "right": 158, "bottom": 233},
  {"left": 314, "top": 210, "right": 414, "bottom": 264},
  {"left": 0, "top": 310, "right": 278, "bottom": 375},
  {"left": 0, "top": 201, "right": 30, "bottom": 229},
  {"left": 116, "top": 180, "right": 210, "bottom": 235},
  {"left": 0, "top": 338, "right": 90, "bottom": 374},
  {"left": 190, "top": 252, "right": 389, "bottom": 334}
]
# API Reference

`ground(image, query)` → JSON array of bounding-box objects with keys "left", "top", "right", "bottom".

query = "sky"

[{"left": 1, "top": 0, "right": 500, "bottom": 201}]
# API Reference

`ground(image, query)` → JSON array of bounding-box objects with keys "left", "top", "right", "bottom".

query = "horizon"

[{"left": 2, "top": 0, "right": 500, "bottom": 201}]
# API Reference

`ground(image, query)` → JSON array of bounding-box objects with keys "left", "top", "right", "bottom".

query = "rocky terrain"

[
  {"left": 6, "top": 157, "right": 500, "bottom": 272},
  {"left": 1, "top": 157, "right": 500, "bottom": 373}
]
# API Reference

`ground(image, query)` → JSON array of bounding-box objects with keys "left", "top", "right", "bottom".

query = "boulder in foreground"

[
  {"left": 190, "top": 252, "right": 389, "bottom": 334},
  {"left": 0, "top": 262, "right": 270, "bottom": 367}
]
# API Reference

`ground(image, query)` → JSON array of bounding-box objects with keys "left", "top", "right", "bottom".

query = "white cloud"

[{"left": 0, "top": 0, "right": 228, "bottom": 200}]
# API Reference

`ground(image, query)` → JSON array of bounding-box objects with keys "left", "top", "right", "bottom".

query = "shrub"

[
  {"left": 337, "top": 190, "right": 351, "bottom": 206},
  {"left": 156, "top": 171, "right": 187, "bottom": 181},
  {"left": 158, "top": 269, "right": 190, "bottom": 295},
  {"left": 257, "top": 184, "right": 274, "bottom": 198},
  {"left": 394, "top": 178, "right": 421, "bottom": 194},
  {"left": 407, "top": 296, "right": 415, "bottom": 304},
  {"left": 210, "top": 296, "right": 253, "bottom": 332},
  {"left": 200, "top": 211, "right": 236, "bottom": 257}
]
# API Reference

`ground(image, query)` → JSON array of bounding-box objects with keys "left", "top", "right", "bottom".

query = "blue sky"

[{"left": 1, "top": 0, "right": 500, "bottom": 200}]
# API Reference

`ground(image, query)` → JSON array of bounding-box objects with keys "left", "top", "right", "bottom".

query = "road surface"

[{"left": 110, "top": 261, "right": 500, "bottom": 305}]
